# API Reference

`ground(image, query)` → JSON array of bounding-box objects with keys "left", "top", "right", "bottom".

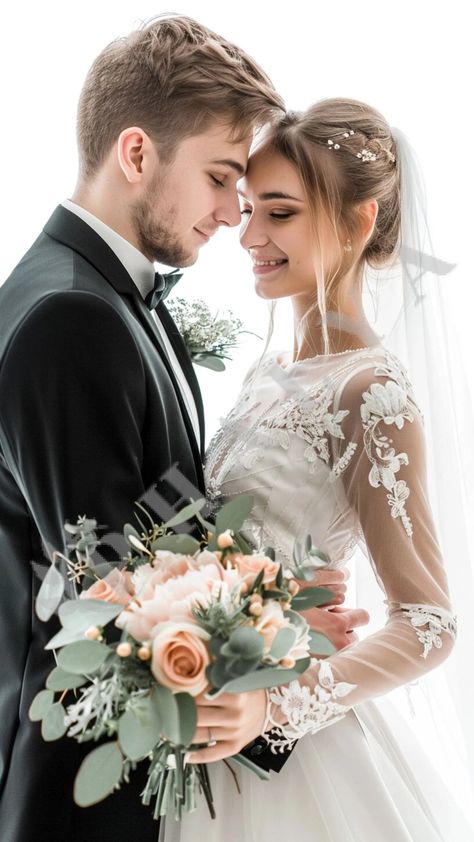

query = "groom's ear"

[{"left": 116, "top": 126, "right": 159, "bottom": 184}]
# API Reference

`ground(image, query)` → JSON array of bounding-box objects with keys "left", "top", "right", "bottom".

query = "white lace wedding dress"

[{"left": 162, "top": 345, "right": 473, "bottom": 842}]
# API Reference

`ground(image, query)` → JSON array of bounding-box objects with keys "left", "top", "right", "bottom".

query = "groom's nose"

[{"left": 214, "top": 192, "right": 242, "bottom": 228}]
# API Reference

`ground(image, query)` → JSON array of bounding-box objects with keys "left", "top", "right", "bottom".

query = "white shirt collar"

[{"left": 62, "top": 199, "right": 155, "bottom": 298}]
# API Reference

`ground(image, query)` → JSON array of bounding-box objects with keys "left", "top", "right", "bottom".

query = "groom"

[{"left": 0, "top": 15, "right": 368, "bottom": 842}]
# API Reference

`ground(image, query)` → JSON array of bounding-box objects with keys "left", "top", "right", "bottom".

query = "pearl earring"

[{"left": 343, "top": 239, "right": 352, "bottom": 252}]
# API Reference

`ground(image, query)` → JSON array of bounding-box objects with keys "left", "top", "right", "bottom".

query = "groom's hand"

[{"left": 187, "top": 688, "right": 268, "bottom": 765}]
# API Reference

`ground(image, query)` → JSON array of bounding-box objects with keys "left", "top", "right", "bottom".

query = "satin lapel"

[
  {"left": 129, "top": 294, "right": 205, "bottom": 487},
  {"left": 156, "top": 302, "right": 206, "bottom": 458}
]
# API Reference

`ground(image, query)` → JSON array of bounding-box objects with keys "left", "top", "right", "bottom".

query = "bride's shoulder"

[{"left": 333, "top": 346, "right": 418, "bottom": 415}]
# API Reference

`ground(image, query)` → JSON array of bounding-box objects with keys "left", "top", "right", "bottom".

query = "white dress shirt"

[{"left": 62, "top": 199, "right": 201, "bottom": 447}]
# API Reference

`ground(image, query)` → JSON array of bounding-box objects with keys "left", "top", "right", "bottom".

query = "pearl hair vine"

[{"left": 326, "top": 128, "right": 396, "bottom": 163}]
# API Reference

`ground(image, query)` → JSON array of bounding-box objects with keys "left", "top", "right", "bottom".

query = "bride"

[{"left": 163, "top": 99, "right": 473, "bottom": 841}]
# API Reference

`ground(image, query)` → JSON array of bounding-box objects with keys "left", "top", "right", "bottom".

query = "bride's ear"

[{"left": 356, "top": 199, "right": 379, "bottom": 246}]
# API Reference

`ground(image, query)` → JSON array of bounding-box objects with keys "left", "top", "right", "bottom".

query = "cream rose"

[
  {"left": 80, "top": 568, "right": 134, "bottom": 606},
  {"left": 151, "top": 622, "right": 211, "bottom": 696},
  {"left": 253, "top": 602, "right": 289, "bottom": 651}
]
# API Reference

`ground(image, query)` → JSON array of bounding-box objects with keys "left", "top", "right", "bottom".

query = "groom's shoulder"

[{"left": 0, "top": 232, "right": 127, "bottom": 359}]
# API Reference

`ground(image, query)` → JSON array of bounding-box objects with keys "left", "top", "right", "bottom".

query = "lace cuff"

[
  {"left": 261, "top": 660, "right": 357, "bottom": 754},
  {"left": 398, "top": 603, "right": 458, "bottom": 659}
]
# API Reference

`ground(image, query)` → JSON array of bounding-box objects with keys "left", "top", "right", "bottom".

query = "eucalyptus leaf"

[
  {"left": 74, "top": 742, "right": 123, "bottom": 807},
  {"left": 215, "top": 495, "right": 254, "bottom": 536},
  {"left": 292, "top": 540, "right": 304, "bottom": 566},
  {"left": 41, "top": 702, "right": 68, "bottom": 741},
  {"left": 269, "top": 627, "right": 297, "bottom": 661},
  {"left": 154, "top": 684, "right": 180, "bottom": 744},
  {"left": 192, "top": 354, "right": 226, "bottom": 372},
  {"left": 308, "top": 630, "right": 337, "bottom": 656},
  {"left": 45, "top": 626, "right": 87, "bottom": 651},
  {"left": 124, "top": 523, "right": 142, "bottom": 545},
  {"left": 262, "top": 546, "right": 276, "bottom": 561},
  {"left": 208, "top": 657, "right": 311, "bottom": 697},
  {"left": 175, "top": 693, "right": 197, "bottom": 746},
  {"left": 118, "top": 696, "right": 161, "bottom": 761},
  {"left": 59, "top": 599, "right": 122, "bottom": 631},
  {"left": 57, "top": 640, "right": 111, "bottom": 675},
  {"left": 46, "top": 666, "right": 87, "bottom": 691},
  {"left": 221, "top": 627, "right": 264, "bottom": 660},
  {"left": 151, "top": 534, "right": 201, "bottom": 554},
  {"left": 232, "top": 530, "right": 253, "bottom": 555},
  {"left": 163, "top": 498, "right": 206, "bottom": 529},
  {"left": 305, "top": 534, "right": 313, "bottom": 552},
  {"left": 291, "top": 587, "right": 334, "bottom": 610},
  {"left": 35, "top": 563, "right": 65, "bottom": 622},
  {"left": 28, "top": 689, "right": 54, "bottom": 722}
]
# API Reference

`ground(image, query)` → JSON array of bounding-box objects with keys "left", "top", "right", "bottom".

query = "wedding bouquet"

[
  {"left": 29, "top": 495, "right": 335, "bottom": 826},
  {"left": 166, "top": 297, "right": 261, "bottom": 371}
]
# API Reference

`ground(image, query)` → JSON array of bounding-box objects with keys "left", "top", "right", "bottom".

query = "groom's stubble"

[{"left": 130, "top": 163, "right": 192, "bottom": 268}]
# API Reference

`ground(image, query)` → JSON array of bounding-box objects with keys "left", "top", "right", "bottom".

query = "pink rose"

[
  {"left": 234, "top": 554, "right": 281, "bottom": 587},
  {"left": 151, "top": 622, "right": 211, "bottom": 696},
  {"left": 80, "top": 568, "right": 134, "bottom": 606},
  {"left": 116, "top": 564, "right": 225, "bottom": 643}
]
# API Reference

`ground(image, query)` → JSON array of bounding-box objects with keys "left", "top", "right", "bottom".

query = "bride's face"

[{"left": 239, "top": 147, "right": 333, "bottom": 300}]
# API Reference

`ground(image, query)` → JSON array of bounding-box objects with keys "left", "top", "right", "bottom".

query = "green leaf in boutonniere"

[{"left": 166, "top": 297, "right": 261, "bottom": 371}]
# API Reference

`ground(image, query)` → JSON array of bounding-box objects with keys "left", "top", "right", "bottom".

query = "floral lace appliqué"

[
  {"left": 399, "top": 603, "right": 458, "bottom": 659},
  {"left": 360, "top": 378, "right": 415, "bottom": 537},
  {"left": 256, "top": 378, "right": 356, "bottom": 476},
  {"left": 262, "top": 660, "right": 357, "bottom": 754}
]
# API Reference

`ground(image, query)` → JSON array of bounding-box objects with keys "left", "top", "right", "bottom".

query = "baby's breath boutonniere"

[{"left": 167, "top": 298, "right": 260, "bottom": 371}]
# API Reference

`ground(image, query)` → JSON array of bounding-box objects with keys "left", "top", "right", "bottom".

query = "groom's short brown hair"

[{"left": 77, "top": 15, "right": 284, "bottom": 180}]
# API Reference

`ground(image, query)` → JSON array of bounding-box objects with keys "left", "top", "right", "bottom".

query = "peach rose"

[
  {"left": 80, "top": 568, "right": 134, "bottom": 606},
  {"left": 151, "top": 622, "right": 211, "bottom": 696},
  {"left": 234, "top": 554, "right": 281, "bottom": 588}
]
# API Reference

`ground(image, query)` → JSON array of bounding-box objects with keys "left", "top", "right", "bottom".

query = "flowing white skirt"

[{"left": 161, "top": 698, "right": 474, "bottom": 842}]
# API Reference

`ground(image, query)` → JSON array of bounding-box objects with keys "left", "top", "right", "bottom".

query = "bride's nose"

[{"left": 239, "top": 215, "right": 270, "bottom": 250}]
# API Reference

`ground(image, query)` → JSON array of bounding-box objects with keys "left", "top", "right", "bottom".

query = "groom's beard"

[{"left": 131, "top": 174, "right": 191, "bottom": 267}]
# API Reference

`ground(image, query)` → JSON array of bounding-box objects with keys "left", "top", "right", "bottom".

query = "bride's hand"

[{"left": 187, "top": 688, "right": 268, "bottom": 764}]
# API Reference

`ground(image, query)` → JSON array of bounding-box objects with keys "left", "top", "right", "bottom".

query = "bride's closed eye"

[{"left": 240, "top": 208, "right": 295, "bottom": 220}]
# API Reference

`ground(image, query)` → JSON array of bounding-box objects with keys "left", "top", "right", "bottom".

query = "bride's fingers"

[
  {"left": 195, "top": 707, "right": 237, "bottom": 727},
  {"left": 193, "top": 725, "right": 233, "bottom": 743}
]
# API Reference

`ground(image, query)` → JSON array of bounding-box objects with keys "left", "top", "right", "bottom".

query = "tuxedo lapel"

[
  {"left": 43, "top": 205, "right": 205, "bottom": 484},
  {"left": 157, "top": 302, "right": 206, "bottom": 458}
]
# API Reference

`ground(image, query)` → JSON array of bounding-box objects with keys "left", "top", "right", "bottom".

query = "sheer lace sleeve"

[{"left": 263, "top": 354, "right": 457, "bottom": 753}]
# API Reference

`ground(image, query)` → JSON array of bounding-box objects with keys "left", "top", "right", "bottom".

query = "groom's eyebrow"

[
  {"left": 210, "top": 158, "right": 246, "bottom": 175},
  {"left": 237, "top": 188, "right": 303, "bottom": 202}
]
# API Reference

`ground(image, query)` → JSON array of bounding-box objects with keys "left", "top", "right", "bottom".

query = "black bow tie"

[{"left": 144, "top": 268, "right": 183, "bottom": 310}]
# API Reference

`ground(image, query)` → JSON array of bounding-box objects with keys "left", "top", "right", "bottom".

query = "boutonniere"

[{"left": 166, "top": 297, "right": 260, "bottom": 371}]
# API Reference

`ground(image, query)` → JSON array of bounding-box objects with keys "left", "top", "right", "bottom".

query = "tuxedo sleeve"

[{"left": 0, "top": 290, "right": 147, "bottom": 556}]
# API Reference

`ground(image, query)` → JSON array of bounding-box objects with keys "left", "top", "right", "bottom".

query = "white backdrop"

[
  {"left": 1, "top": 0, "right": 473, "bottom": 821},
  {"left": 1, "top": 0, "right": 472, "bottom": 444}
]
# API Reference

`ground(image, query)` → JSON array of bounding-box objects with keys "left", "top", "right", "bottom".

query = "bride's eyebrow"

[{"left": 237, "top": 187, "right": 303, "bottom": 202}]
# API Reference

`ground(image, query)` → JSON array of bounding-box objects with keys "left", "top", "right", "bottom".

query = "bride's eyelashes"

[{"left": 240, "top": 208, "right": 295, "bottom": 221}]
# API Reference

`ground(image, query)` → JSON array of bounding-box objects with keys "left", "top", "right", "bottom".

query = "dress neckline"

[{"left": 275, "top": 346, "right": 376, "bottom": 370}]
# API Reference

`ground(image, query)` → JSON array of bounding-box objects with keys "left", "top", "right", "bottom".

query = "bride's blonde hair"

[{"left": 252, "top": 98, "right": 401, "bottom": 369}]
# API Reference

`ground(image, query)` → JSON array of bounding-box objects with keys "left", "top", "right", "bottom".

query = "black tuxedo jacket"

[{"left": 0, "top": 206, "right": 290, "bottom": 842}]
